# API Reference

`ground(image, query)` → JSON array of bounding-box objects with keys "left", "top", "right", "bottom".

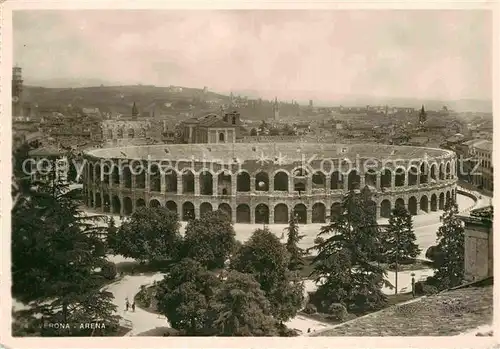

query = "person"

[
  {"left": 131, "top": 302, "right": 136, "bottom": 312},
  {"left": 411, "top": 276, "right": 416, "bottom": 298},
  {"left": 125, "top": 299, "right": 130, "bottom": 311}
]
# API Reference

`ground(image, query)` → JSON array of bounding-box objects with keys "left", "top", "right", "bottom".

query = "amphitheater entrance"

[
  {"left": 395, "top": 198, "right": 405, "bottom": 209},
  {"left": 365, "top": 170, "right": 377, "bottom": 188},
  {"left": 166, "top": 201, "right": 177, "bottom": 214},
  {"left": 255, "top": 204, "right": 269, "bottom": 224},
  {"left": 237, "top": 172, "right": 250, "bottom": 192},
  {"left": 347, "top": 170, "right": 360, "bottom": 190},
  {"left": 430, "top": 194, "right": 437, "bottom": 212},
  {"left": 408, "top": 166, "right": 418, "bottom": 186},
  {"left": 312, "top": 203, "right": 326, "bottom": 223},
  {"left": 218, "top": 203, "right": 232, "bottom": 221},
  {"left": 293, "top": 168, "right": 308, "bottom": 192},
  {"left": 112, "top": 166, "right": 120, "bottom": 186},
  {"left": 330, "top": 171, "right": 342, "bottom": 190},
  {"left": 123, "top": 197, "right": 133, "bottom": 216},
  {"left": 420, "top": 195, "right": 429, "bottom": 213},
  {"left": 439, "top": 164, "right": 445, "bottom": 180},
  {"left": 103, "top": 164, "right": 110, "bottom": 184},
  {"left": 112, "top": 195, "right": 121, "bottom": 214},
  {"left": 312, "top": 171, "right": 326, "bottom": 190},
  {"left": 103, "top": 194, "right": 110, "bottom": 213},
  {"left": 218, "top": 171, "right": 232, "bottom": 196},
  {"left": 95, "top": 193, "right": 102, "bottom": 209},
  {"left": 150, "top": 164, "right": 161, "bottom": 192},
  {"left": 200, "top": 202, "right": 213, "bottom": 217},
  {"left": 446, "top": 163, "right": 451, "bottom": 179},
  {"left": 255, "top": 172, "right": 269, "bottom": 192},
  {"left": 294, "top": 204, "right": 307, "bottom": 224},
  {"left": 182, "top": 170, "right": 195, "bottom": 194},
  {"left": 439, "top": 193, "right": 445, "bottom": 210},
  {"left": 330, "top": 202, "right": 342, "bottom": 221},
  {"left": 274, "top": 171, "right": 289, "bottom": 191},
  {"left": 380, "top": 199, "right": 391, "bottom": 218},
  {"left": 200, "top": 171, "right": 213, "bottom": 195},
  {"left": 123, "top": 166, "right": 132, "bottom": 188},
  {"left": 381, "top": 169, "right": 392, "bottom": 189},
  {"left": 274, "top": 204, "right": 289, "bottom": 224},
  {"left": 136, "top": 198, "right": 146, "bottom": 208},
  {"left": 127, "top": 128, "right": 135, "bottom": 138},
  {"left": 420, "top": 163, "right": 428, "bottom": 185},
  {"left": 430, "top": 163, "right": 438, "bottom": 182},
  {"left": 395, "top": 168, "right": 405, "bottom": 187},
  {"left": 150, "top": 199, "right": 161, "bottom": 208},
  {"left": 135, "top": 164, "right": 146, "bottom": 189},
  {"left": 165, "top": 169, "right": 178, "bottom": 193},
  {"left": 182, "top": 202, "right": 195, "bottom": 221},
  {"left": 446, "top": 191, "right": 451, "bottom": 204},
  {"left": 408, "top": 196, "right": 418, "bottom": 215},
  {"left": 236, "top": 204, "right": 251, "bottom": 223}
]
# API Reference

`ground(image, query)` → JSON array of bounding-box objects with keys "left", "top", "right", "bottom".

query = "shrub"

[
  {"left": 303, "top": 303, "right": 317, "bottom": 314},
  {"left": 101, "top": 261, "right": 117, "bottom": 280},
  {"left": 425, "top": 245, "right": 443, "bottom": 263},
  {"left": 415, "top": 281, "right": 439, "bottom": 295},
  {"left": 422, "top": 284, "right": 438, "bottom": 295},
  {"left": 327, "top": 303, "right": 347, "bottom": 321}
]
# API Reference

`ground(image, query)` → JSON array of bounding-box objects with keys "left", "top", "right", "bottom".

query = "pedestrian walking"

[
  {"left": 131, "top": 302, "right": 136, "bottom": 312},
  {"left": 125, "top": 298, "right": 130, "bottom": 311}
]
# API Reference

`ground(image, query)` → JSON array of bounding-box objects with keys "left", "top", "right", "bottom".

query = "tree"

[
  {"left": 284, "top": 213, "right": 306, "bottom": 271},
  {"left": 311, "top": 189, "right": 388, "bottom": 312},
  {"left": 179, "top": 210, "right": 236, "bottom": 270},
  {"left": 230, "top": 229, "right": 303, "bottom": 322},
  {"left": 250, "top": 128, "right": 258, "bottom": 136},
  {"left": 11, "top": 169, "right": 120, "bottom": 335},
  {"left": 109, "top": 206, "right": 182, "bottom": 263},
  {"left": 207, "top": 271, "right": 278, "bottom": 336},
  {"left": 269, "top": 127, "right": 280, "bottom": 136},
  {"left": 383, "top": 205, "right": 421, "bottom": 264},
  {"left": 155, "top": 258, "right": 221, "bottom": 335},
  {"left": 433, "top": 198, "right": 465, "bottom": 290}
]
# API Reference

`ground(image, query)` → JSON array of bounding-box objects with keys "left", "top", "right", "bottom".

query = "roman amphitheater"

[{"left": 83, "top": 143, "right": 458, "bottom": 224}]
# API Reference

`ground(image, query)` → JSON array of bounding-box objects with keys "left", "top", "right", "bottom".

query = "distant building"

[
  {"left": 273, "top": 97, "right": 279, "bottom": 121},
  {"left": 467, "top": 139, "right": 493, "bottom": 192},
  {"left": 418, "top": 105, "right": 427, "bottom": 124},
  {"left": 179, "top": 111, "right": 240, "bottom": 144}
]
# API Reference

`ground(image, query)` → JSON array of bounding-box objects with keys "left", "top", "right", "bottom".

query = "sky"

[{"left": 13, "top": 10, "right": 492, "bottom": 101}]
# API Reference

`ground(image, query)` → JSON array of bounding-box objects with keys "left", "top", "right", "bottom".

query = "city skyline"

[{"left": 14, "top": 10, "right": 492, "bottom": 101}]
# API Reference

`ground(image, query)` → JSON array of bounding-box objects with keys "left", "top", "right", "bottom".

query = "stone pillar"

[
  {"left": 391, "top": 171, "right": 396, "bottom": 189},
  {"left": 269, "top": 206, "right": 275, "bottom": 224},
  {"left": 161, "top": 173, "right": 166, "bottom": 193},
  {"left": 120, "top": 196, "right": 125, "bottom": 216},
  {"left": 119, "top": 166, "right": 124, "bottom": 189},
  {"left": 343, "top": 175, "right": 349, "bottom": 192},
  {"left": 231, "top": 175, "right": 237, "bottom": 196},
  {"left": 145, "top": 170, "right": 151, "bottom": 192},
  {"left": 325, "top": 174, "right": 332, "bottom": 192},
  {"left": 225, "top": 129, "right": 228, "bottom": 144},
  {"left": 307, "top": 176, "right": 312, "bottom": 195},
  {"left": 250, "top": 205, "right": 255, "bottom": 224},
  {"left": 250, "top": 176, "right": 256, "bottom": 192},
  {"left": 194, "top": 204, "right": 200, "bottom": 219},
  {"left": 288, "top": 176, "right": 294, "bottom": 193},
  {"left": 376, "top": 204, "right": 381, "bottom": 219},
  {"left": 231, "top": 205, "right": 237, "bottom": 223},
  {"left": 194, "top": 174, "right": 200, "bottom": 196},
  {"left": 360, "top": 174, "right": 365, "bottom": 188},
  {"left": 213, "top": 177, "right": 218, "bottom": 197},
  {"left": 376, "top": 173, "right": 381, "bottom": 190},
  {"left": 404, "top": 169, "right": 409, "bottom": 186},
  {"left": 270, "top": 175, "right": 275, "bottom": 192},
  {"left": 306, "top": 208, "right": 313, "bottom": 224},
  {"left": 177, "top": 174, "right": 183, "bottom": 195},
  {"left": 132, "top": 175, "right": 137, "bottom": 189}
]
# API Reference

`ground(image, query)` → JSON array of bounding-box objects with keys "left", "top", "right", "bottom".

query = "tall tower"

[
  {"left": 273, "top": 97, "right": 279, "bottom": 121},
  {"left": 419, "top": 105, "right": 427, "bottom": 124},
  {"left": 132, "top": 101, "right": 139, "bottom": 118},
  {"left": 12, "top": 66, "right": 23, "bottom": 116}
]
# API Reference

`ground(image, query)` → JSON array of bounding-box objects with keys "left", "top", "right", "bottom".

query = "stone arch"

[
  {"left": 430, "top": 163, "right": 438, "bottom": 181},
  {"left": 419, "top": 162, "right": 428, "bottom": 184},
  {"left": 395, "top": 197, "right": 405, "bottom": 209},
  {"left": 136, "top": 198, "right": 146, "bottom": 208},
  {"left": 255, "top": 203, "right": 269, "bottom": 224},
  {"left": 149, "top": 199, "right": 161, "bottom": 208},
  {"left": 123, "top": 197, "right": 133, "bottom": 216},
  {"left": 312, "top": 171, "right": 327, "bottom": 189},
  {"left": 102, "top": 163, "right": 110, "bottom": 184},
  {"left": 117, "top": 128, "right": 124, "bottom": 139},
  {"left": 165, "top": 168, "right": 178, "bottom": 192},
  {"left": 408, "top": 165, "right": 418, "bottom": 186},
  {"left": 219, "top": 132, "right": 225, "bottom": 142},
  {"left": 274, "top": 203, "right": 289, "bottom": 223},
  {"left": 331, "top": 171, "right": 343, "bottom": 189},
  {"left": 107, "top": 128, "right": 113, "bottom": 139},
  {"left": 330, "top": 202, "right": 342, "bottom": 221},
  {"left": 149, "top": 164, "right": 161, "bottom": 192},
  {"left": 446, "top": 190, "right": 451, "bottom": 204},
  {"left": 112, "top": 164, "right": 120, "bottom": 185},
  {"left": 347, "top": 169, "right": 361, "bottom": 190},
  {"left": 312, "top": 202, "right": 326, "bottom": 223},
  {"left": 430, "top": 194, "right": 437, "bottom": 212},
  {"left": 200, "top": 202, "right": 213, "bottom": 217},
  {"left": 380, "top": 199, "right": 391, "bottom": 218},
  {"left": 420, "top": 195, "right": 429, "bottom": 213},
  {"left": 365, "top": 169, "right": 377, "bottom": 188},
  {"left": 274, "top": 171, "right": 289, "bottom": 191},
  {"left": 255, "top": 171, "right": 269, "bottom": 192},
  {"left": 218, "top": 203, "right": 232, "bottom": 220},
  {"left": 200, "top": 170, "right": 214, "bottom": 195},
  {"left": 217, "top": 170, "right": 232, "bottom": 196},
  {"left": 445, "top": 161, "right": 451, "bottom": 179},
  {"left": 381, "top": 168, "right": 392, "bottom": 188},
  {"left": 408, "top": 196, "right": 418, "bottom": 215},
  {"left": 182, "top": 202, "right": 195, "bottom": 221},
  {"left": 439, "top": 163, "right": 445, "bottom": 180},
  {"left": 112, "top": 195, "right": 121, "bottom": 214},
  {"left": 166, "top": 200, "right": 177, "bottom": 214},
  {"left": 236, "top": 204, "right": 251, "bottom": 223},
  {"left": 439, "top": 192, "right": 445, "bottom": 210},
  {"left": 395, "top": 167, "right": 405, "bottom": 187},
  {"left": 103, "top": 193, "right": 110, "bottom": 213},
  {"left": 237, "top": 171, "right": 251, "bottom": 192},
  {"left": 127, "top": 128, "right": 135, "bottom": 139},
  {"left": 292, "top": 167, "right": 309, "bottom": 192},
  {"left": 95, "top": 193, "right": 102, "bottom": 209},
  {"left": 134, "top": 163, "right": 146, "bottom": 189},
  {"left": 122, "top": 166, "right": 133, "bottom": 189},
  {"left": 182, "top": 169, "right": 195, "bottom": 194},
  {"left": 294, "top": 203, "right": 307, "bottom": 224}
]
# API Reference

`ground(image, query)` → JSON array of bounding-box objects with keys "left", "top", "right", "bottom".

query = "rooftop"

[
  {"left": 313, "top": 283, "right": 493, "bottom": 336},
  {"left": 86, "top": 143, "right": 454, "bottom": 162}
]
